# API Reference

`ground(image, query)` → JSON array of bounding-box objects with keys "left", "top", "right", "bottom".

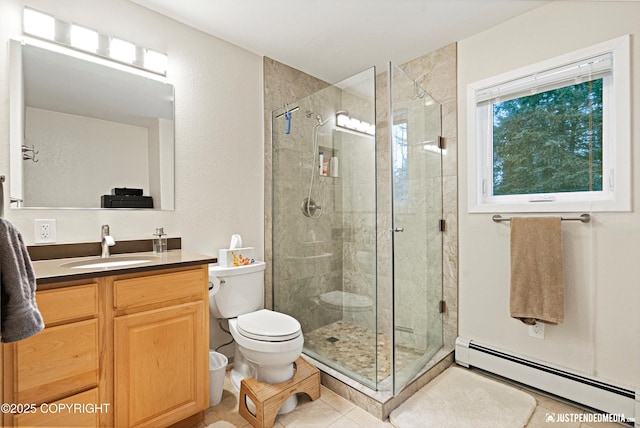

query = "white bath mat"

[{"left": 390, "top": 366, "right": 536, "bottom": 428}]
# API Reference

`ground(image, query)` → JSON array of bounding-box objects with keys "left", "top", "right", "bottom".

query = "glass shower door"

[
  {"left": 272, "top": 68, "right": 379, "bottom": 389},
  {"left": 390, "top": 64, "right": 443, "bottom": 394}
]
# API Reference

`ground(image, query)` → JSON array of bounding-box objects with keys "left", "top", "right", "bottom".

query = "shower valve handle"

[{"left": 301, "top": 198, "right": 322, "bottom": 217}]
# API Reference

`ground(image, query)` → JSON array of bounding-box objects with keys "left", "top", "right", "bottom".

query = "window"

[
  {"left": 393, "top": 120, "right": 408, "bottom": 202},
  {"left": 467, "top": 35, "right": 630, "bottom": 213}
]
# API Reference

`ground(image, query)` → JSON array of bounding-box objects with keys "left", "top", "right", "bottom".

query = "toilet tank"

[{"left": 208, "top": 261, "right": 265, "bottom": 318}]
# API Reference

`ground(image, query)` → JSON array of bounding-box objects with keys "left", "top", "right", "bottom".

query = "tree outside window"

[{"left": 492, "top": 79, "right": 603, "bottom": 196}]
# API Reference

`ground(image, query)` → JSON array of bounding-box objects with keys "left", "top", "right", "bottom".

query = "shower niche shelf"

[
  {"left": 318, "top": 145, "right": 339, "bottom": 179},
  {"left": 285, "top": 253, "right": 333, "bottom": 261},
  {"left": 318, "top": 145, "right": 337, "bottom": 157}
]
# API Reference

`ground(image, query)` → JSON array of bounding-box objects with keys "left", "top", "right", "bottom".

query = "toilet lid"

[{"left": 237, "top": 309, "right": 301, "bottom": 342}]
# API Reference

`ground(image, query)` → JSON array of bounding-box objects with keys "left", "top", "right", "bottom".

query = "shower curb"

[{"left": 304, "top": 347, "right": 454, "bottom": 420}]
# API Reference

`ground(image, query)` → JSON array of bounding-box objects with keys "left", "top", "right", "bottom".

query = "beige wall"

[
  {"left": 0, "top": 0, "right": 264, "bottom": 257},
  {"left": 458, "top": 1, "right": 640, "bottom": 388}
]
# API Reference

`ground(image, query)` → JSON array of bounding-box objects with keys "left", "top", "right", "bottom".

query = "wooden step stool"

[{"left": 238, "top": 357, "right": 320, "bottom": 428}]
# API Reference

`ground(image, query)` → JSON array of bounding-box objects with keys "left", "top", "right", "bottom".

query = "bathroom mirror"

[{"left": 8, "top": 40, "right": 175, "bottom": 210}]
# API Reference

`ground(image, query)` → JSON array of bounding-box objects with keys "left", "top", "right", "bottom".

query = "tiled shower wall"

[
  {"left": 270, "top": 82, "right": 348, "bottom": 332},
  {"left": 263, "top": 58, "right": 330, "bottom": 311},
  {"left": 263, "top": 42, "right": 458, "bottom": 351}
]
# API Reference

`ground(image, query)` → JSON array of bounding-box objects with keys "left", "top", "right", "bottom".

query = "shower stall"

[{"left": 272, "top": 64, "right": 443, "bottom": 396}]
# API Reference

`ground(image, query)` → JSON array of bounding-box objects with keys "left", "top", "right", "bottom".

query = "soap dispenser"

[{"left": 153, "top": 227, "right": 167, "bottom": 253}]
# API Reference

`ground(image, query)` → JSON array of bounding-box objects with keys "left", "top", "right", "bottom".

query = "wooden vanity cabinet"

[
  {"left": 112, "top": 267, "right": 209, "bottom": 428},
  {"left": 2, "top": 264, "right": 210, "bottom": 428},
  {"left": 2, "top": 281, "right": 102, "bottom": 427}
]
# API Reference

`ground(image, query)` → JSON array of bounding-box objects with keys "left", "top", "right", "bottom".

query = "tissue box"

[{"left": 218, "top": 247, "right": 256, "bottom": 267}]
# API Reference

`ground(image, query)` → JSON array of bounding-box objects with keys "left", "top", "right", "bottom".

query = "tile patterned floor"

[
  {"left": 196, "top": 367, "right": 628, "bottom": 428},
  {"left": 197, "top": 370, "right": 393, "bottom": 428},
  {"left": 304, "top": 320, "right": 424, "bottom": 383}
]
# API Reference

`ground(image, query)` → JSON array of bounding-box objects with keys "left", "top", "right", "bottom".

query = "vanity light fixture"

[
  {"left": 70, "top": 24, "right": 99, "bottom": 53},
  {"left": 22, "top": 7, "right": 168, "bottom": 76},
  {"left": 23, "top": 7, "right": 55, "bottom": 41},
  {"left": 144, "top": 49, "right": 169, "bottom": 75},
  {"left": 336, "top": 112, "right": 375, "bottom": 136},
  {"left": 109, "top": 37, "right": 136, "bottom": 64}
]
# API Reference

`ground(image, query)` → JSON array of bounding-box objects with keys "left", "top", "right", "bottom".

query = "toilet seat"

[
  {"left": 229, "top": 316, "right": 304, "bottom": 355},
  {"left": 237, "top": 309, "right": 301, "bottom": 342}
]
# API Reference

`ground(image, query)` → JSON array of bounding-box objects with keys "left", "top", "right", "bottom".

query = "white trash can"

[{"left": 209, "top": 350, "right": 228, "bottom": 407}]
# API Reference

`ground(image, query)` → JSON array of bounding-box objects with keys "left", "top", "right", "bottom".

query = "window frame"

[{"left": 467, "top": 35, "right": 630, "bottom": 213}]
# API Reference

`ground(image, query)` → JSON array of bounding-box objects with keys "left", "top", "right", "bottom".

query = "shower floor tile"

[{"left": 304, "top": 320, "right": 423, "bottom": 383}]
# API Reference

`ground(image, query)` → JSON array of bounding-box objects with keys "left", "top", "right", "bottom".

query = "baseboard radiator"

[{"left": 456, "top": 337, "right": 638, "bottom": 426}]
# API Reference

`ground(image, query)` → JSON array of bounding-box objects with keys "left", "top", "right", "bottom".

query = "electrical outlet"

[
  {"left": 35, "top": 219, "right": 56, "bottom": 244},
  {"left": 528, "top": 322, "right": 545, "bottom": 339}
]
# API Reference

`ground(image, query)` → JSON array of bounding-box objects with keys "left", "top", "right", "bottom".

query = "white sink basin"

[{"left": 60, "top": 255, "right": 158, "bottom": 269}]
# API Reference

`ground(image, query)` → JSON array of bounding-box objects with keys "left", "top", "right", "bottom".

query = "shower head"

[
  {"left": 305, "top": 110, "right": 323, "bottom": 124},
  {"left": 307, "top": 110, "right": 351, "bottom": 127},
  {"left": 306, "top": 110, "right": 333, "bottom": 126}
]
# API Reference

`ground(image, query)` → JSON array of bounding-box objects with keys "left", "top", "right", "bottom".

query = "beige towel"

[{"left": 510, "top": 217, "right": 564, "bottom": 325}]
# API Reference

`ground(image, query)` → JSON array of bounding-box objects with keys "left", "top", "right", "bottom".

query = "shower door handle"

[{"left": 390, "top": 227, "right": 404, "bottom": 232}]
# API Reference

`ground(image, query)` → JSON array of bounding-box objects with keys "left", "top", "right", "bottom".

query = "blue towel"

[{"left": 0, "top": 218, "right": 44, "bottom": 342}]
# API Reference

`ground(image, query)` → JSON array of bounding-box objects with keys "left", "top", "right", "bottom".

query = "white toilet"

[{"left": 208, "top": 261, "right": 304, "bottom": 414}]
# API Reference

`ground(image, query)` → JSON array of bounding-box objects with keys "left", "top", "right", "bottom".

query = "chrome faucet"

[{"left": 101, "top": 225, "right": 115, "bottom": 258}]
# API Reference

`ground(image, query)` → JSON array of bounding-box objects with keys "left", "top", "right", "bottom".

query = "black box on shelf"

[
  {"left": 112, "top": 187, "right": 144, "bottom": 196},
  {"left": 101, "top": 195, "right": 154, "bottom": 208}
]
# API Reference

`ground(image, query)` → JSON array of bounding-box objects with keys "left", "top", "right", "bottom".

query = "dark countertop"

[{"left": 33, "top": 250, "right": 216, "bottom": 285}]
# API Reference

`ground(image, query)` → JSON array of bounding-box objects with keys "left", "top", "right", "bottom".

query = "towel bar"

[{"left": 492, "top": 214, "right": 591, "bottom": 223}]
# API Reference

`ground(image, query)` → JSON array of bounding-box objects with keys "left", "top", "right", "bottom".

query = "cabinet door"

[{"left": 114, "top": 301, "right": 208, "bottom": 428}]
